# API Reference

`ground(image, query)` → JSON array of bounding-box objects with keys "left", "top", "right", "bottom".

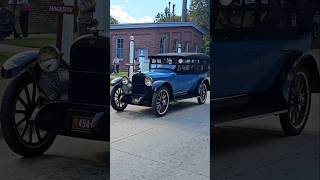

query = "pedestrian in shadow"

[
  {"left": 7, "top": 0, "right": 20, "bottom": 38},
  {"left": 77, "top": 0, "right": 96, "bottom": 36},
  {"left": 19, "top": 0, "right": 32, "bottom": 38}
]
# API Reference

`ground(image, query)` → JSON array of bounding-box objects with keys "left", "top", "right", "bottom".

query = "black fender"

[
  {"left": 1, "top": 50, "right": 39, "bottom": 78},
  {"left": 280, "top": 52, "right": 320, "bottom": 106},
  {"left": 152, "top": 80, "right": 174, "bottom": 100},
  {"left": 111, "top": 77, "right": 122, "bottom": 86}
]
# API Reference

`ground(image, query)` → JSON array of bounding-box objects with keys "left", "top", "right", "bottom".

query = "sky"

[{"left": 110, "top": 0, "right": 192, "bottom": 24}]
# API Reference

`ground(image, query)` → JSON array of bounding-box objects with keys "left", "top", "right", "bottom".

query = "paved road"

[
  {"left": 213, "top": 94, "right": 320, "bottom": 180},
  {"left": 110, "top": 97, "right": 210, "bottom": 180}
]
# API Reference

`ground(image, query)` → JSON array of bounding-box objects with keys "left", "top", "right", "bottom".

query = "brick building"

[
  {"left": 110, "top": 22, "right": 205, "bottom": 70},
  {"left": 0, "top": 0, "right": 60, "bottom": 33}
]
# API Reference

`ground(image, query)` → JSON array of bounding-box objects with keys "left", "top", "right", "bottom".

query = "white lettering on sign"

[{"left": 49, "top": 5, "right": 74, "bottom": 14}]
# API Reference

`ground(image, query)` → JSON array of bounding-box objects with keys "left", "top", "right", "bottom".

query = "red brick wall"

[
  {"left": 110, "top": 26, "right": 204, "bottom": 69},
  {"left": 0, "top": 0, "right": 60, "bottom": 33}
]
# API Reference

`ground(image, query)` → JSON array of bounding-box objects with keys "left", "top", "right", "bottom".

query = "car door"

[{"left": 213, "top": 8, "right": 262, "bottom": 98}]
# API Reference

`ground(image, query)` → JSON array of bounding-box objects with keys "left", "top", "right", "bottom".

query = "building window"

[
  {"left": 173, "top": 39, "right": 179, "bottom": 53},
  {"left": 160, "top": 37, "right": 167, "bottom": 54},
  {"left": 116, "top": 38, "right": 124, "bottom": 59},
  {"left": 184, "top": 41, "right": 189, "bottom": 52}
]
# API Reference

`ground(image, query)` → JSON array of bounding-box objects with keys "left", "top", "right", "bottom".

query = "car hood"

[{"left": 141, "top": 69, "right": 176, "bottom": 80}]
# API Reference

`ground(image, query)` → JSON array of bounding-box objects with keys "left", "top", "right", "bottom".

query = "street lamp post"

[{"left": 129, "top": 35, "right": 135, "bottom": 79}]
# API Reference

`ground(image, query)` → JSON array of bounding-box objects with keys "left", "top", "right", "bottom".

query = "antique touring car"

[
  {"left": 111, "top": 53, "right": 210, "bottom": 117},
  {"left": 212, "top": 0, "right": 320, "bottom": 135},
  {"left": 0, "top": 32, "right": 109, "bottom": 157}
]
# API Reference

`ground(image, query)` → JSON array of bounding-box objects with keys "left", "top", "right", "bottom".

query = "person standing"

[
  {"left": 77, "top": 0, "right": 96, "bottom": 36},
  {"left": 7, "top": 0, "right": 20, "bottom": 38},
  {"left": 19, "top": 0, "right": 32, "bottom": 38},
  {"left": 113, "top": 57, "right": 120, "bottom": 74},
  {"left": 134, "top": 58, "right": 141, "bottom": 72}
]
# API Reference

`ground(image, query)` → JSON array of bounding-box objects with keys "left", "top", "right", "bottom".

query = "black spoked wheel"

[
  {"left": 280, "top": 67, "right": 311, "bottom": 136},
  {"left": 0, "top": 73, "right": 56, "bottom": 157},
  {"left": 152, "top": 86, "right": 170, "bottom": 117},
  {"left": 111, "top": 85, "right": 127, "bottom": 111},
  {"left": 197, "top": 82, "right": 208, "bottom": 104}
]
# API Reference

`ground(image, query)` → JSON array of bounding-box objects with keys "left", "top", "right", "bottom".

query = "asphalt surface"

[
  {"left": 213, "top": 94, "right": 320, "bottom": 180},
  {"left": 110, "top": 97, "right": 211, "bottom": 180}
]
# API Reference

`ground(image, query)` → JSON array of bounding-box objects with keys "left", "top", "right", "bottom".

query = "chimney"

[
  {"left": 182, "top": 0, "right": 187, "bottom": 22},
  {"left": 168, "top": 2, "right": 171, "bottom": 21},
  {"left": 172, "top": 4, "right": 176, "bottom": 20}
]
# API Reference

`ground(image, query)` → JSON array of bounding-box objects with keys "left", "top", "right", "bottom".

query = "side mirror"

[{"left": 219, "top": 0, "right": 233, "bottom": 6}]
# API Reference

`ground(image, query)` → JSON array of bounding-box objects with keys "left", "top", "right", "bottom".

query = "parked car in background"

[
  {"left": 212, "top": 0, "right": 320, "bottom": 136},
  {"left": 111, "top": 53, "right": 210, "bottom": 117}
]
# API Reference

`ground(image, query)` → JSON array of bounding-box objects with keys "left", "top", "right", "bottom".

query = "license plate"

[{"left": 72, "top": 116, "right": 94, "bottom": 131}]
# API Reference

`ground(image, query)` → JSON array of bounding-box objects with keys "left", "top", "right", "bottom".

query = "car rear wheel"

[
  {"left": 197, "top": 82, "right": 208, "bottom": 104},
  {"left": 152, "top": 86, "right": 170, "bottom": 117},
  {"left": 0, "top": 73, "right": 57, "bottom": 157},
  {"left": 280, "top": 66, "right": 311, "bottom": 136},
  {"left": 111, "top": 85, "right": 128, "bottom": 112}
]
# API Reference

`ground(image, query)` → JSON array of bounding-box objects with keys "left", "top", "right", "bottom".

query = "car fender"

[
  {"left": 152, "top": 80, "right": 172, "bottom": 91},
  {"left": 281, "top": 52, "right": 320, "bottom": 106},
  {"left": 111, "top": 77, "right": 122, "bottom": 86},
  {"left": 1, "top": 50, "right": 39, "bottom": 78}
]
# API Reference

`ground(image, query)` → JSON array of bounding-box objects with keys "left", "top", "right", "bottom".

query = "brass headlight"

[{"left": 38, "top": 45, "right": 61, "bottom": 72}]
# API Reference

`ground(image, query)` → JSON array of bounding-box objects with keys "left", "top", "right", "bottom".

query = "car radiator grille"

[{"left": 132, "top": 74, "right": 146, "bottom": 95}]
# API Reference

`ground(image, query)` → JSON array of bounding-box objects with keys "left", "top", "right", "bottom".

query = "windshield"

[
  {"left": 214, "top": 0, "right": 319, "bottom": 40},
  {"left": 149, "top": 58, "right": 176, "bottom": 70}
]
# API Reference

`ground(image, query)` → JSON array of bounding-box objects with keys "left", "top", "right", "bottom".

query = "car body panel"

[{"left": 1, "top": 50, "right": 38, "bottom": 78}]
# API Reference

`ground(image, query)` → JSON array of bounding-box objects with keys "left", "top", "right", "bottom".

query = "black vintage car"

[
  {"left": 110, "top": 53, "right": 210, "bottom": 117},
  {"left": 0, "top": 33, "right": 108, "bottom": 157}
]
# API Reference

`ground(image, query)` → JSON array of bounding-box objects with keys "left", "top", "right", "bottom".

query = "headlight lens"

[
  {"left": 145, "top": 77, "right": 153, "bottom": 86},
  {"left": 38, "top": 46, "right": 61, "bottom": 72},
  {"left": 121, "top": 76, "right": 129, "bottom": 85}
]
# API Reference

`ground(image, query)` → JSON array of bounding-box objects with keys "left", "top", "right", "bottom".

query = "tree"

[
  {"left": 189, "top": 0, "right": 210, "bottom": 54},
  {"left": 154, "top": 5, "right": 181, "bottom": 22},
  {"left": 189, "top": 0, "right": 209, "bottom": 32},
  {"left": 110, "top": 16, "right": 119, "bottom": 24}
]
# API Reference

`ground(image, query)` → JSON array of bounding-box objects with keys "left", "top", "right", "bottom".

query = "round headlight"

[
  {"left": 121, "top": 76, "right": 129, "bottom": 85},
  {"left": 38, "top": 46, "right": 61, "bottom": 72},
  {"left": 145, "top": 77, "right": 153, "bottom": 86}
]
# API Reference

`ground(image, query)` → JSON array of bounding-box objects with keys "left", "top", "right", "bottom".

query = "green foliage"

[
  {"left": 110, "top": 16, "right": 119, "bottom": 24},
  {"left": 189, "top": 0, "right": 210, "bottom": 54},
  {"left": 189, "top": 0, "right": 210, "bottom": 32}
]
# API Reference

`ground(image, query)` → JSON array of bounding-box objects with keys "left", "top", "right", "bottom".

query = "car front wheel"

[
  {"left": 111, "top": 85, "right": 128, "bottom": 112},
  {"left": 0, "top": 73, "right": 57, "bottom": 157},
  {"left": 152, "top": 86, "right": 170, "bottom": 117},
  {"left": 280, "top": 66, "right": 311, "bottom": 136}
]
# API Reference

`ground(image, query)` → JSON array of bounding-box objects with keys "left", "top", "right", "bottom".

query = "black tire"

[
  {"left": 0, "top": 73, "right": 57, "bottom": 157},
  {"left": 152, "top": 86, "right": 170, "bottom": 117},
  {"left": 111, "top": 85, "right": 127, "bottom": 112},
  {"left": 197, "top": 82, "right": 208, "bottom": 104},
  {"left": 280, "top": 66, "right": 311, "bottom": 136}
]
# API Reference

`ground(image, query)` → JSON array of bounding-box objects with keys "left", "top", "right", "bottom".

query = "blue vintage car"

[
  {"left": 213, "top": 0, "right": 320, "bottom": 135},
  {"left": 111, "top": 53, "right": 210, "bottom": 117}
]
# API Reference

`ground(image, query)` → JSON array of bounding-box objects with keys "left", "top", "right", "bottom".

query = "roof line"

[{"left": 110, "top": 22, "right": 206, "bottom": 35}]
